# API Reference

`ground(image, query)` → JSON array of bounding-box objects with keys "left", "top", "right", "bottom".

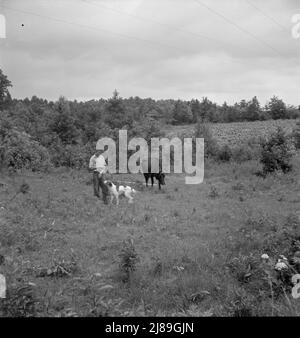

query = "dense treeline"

[{"left": 0, "top": 68, "right": 299, "bottom": 170}]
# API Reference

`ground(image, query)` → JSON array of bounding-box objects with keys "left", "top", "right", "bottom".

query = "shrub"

[
  {"left": 292, "top": 120, "right": 300, "bottom": 149},
  {"left": 232, "top": 145, "right": 255, "bottom": 163},
  {"left": 0, "top": 128, "right": 52, "bottom": 172},
  {"left": 194, "top": 122, "right": 219, "bottom": 158},
  {"left": 118, "top": 239, "right": 139, "bottom": 283},
  {"left": 217, "top": 144, "right": 232, "bottom": 162},
  {"left": 48, "top": 141, "right": 94, "bottom": 169},
  {"left": 0, "top": 284, "right": 37, "bottom": 317},
  {"left": 208, "top": 185, "right": 219, "bottom": 198},
  {"left": 259, "top": 127, "right": 295, "bottom": 175}
]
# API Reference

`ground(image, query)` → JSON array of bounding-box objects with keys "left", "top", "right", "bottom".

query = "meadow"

[
  {"left": 165, "top": 119, "right": 298, "bottom": 146},
  {"left": 1, "top": 131, "right": 300, "bottom": 316}
]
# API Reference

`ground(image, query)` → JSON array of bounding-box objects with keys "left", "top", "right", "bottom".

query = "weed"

[
  {"left": 208, "top": 185, "right": 219, "bottom": 199},
  {"left": 118, "top": 239, "right": 139, "bottom": 283},
  {"left": 260, "top": 128, "right": 295, "bottom": 175},
  {"left": 0, "top": 284, "right": 37, "bottom": 317}
]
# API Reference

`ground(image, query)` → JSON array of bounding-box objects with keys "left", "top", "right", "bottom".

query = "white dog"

[
  {"left": 118, "top": 185, "right": 136, "bottom": 204},
  {"left": 104, "top": 180, "right": 120, "bottom": 205},
  {"left": 104, "top": 181, "right": 137, "bottom": 205}
]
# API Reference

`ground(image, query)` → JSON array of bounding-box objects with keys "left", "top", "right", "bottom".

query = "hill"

[{"left": 164, "top": 119, "right": 299, "bottom": 146}]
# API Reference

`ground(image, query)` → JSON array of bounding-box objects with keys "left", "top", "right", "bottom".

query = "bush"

[
  {"left": 0, "top": 284, "right": 37, "bottom": 317},
  {"left": 118, "top": 238, "right": 139, "bottom": 283},
  {"left": 231, "top": 145, "right": 256, "bottom": 163},
  {"left": 49, "top": 141, "right": 94, "bottom": 169},
  {"left": 194, "top": 122, "right": 219, "bottom": 158},
  {"left": 259, "top": 127, "right": 295, "bottom": 175},
  {"left": 292, "top": 120, "right": 300, "bottom": 149},
  {"left": 217, "top": 144, "right": 232, "bottom": 162},
  {"left": 0, "top": 128, "right": 52, "bottom": 172}
]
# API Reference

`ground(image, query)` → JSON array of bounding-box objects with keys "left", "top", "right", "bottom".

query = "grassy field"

[
  {"left": 164, "top": 119, "right": 299, "bottom": 146},
  {"left": 1, "top": 151, "right": 300, "bottom": 316}
]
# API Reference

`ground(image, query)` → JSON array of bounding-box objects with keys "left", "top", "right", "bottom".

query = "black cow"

[{"left": 144, "top": 171, "right": 165, "bottom": 190}]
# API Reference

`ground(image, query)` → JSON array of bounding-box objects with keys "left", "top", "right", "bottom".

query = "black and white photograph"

[{"left": 0, "top": 0, "right": 300, "bottom": 322}]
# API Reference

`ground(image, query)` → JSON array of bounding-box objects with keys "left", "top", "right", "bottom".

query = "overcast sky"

[{"left": 0, "top": 0, "right": 299, "bottom": 105}]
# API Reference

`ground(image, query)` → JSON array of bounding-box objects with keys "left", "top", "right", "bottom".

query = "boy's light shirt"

[{"left": 89, "top": 154, "right": 106, "bottom": 173}]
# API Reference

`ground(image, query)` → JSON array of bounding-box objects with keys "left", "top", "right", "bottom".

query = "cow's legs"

[{"left": 145, "top": 175, "right": 149, "bottom": 187}]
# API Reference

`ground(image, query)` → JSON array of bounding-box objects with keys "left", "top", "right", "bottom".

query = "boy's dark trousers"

[
  {"left": 93, "top": 171, "right": 101, "bottom": 198},
  {"left": 92, "top": 171, "right": 109, "bottom": 204}
]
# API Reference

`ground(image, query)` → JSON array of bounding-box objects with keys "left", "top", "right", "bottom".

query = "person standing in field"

[{"left": 89, "top": 149, "right": 107, "bottom": 199}]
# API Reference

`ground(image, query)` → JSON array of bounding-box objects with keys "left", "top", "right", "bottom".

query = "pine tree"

[
  {"left": 105, "top": 90, "right": 131, "bottom": 129},
  {"left": 0, "top": 69, "right": 12, "bottom": 109},
  {"left": 266, "top": 96, "right": 287, "bottom": 120},
  {"left": 245, "top": 96, "right": 261, "bottom": 121},
  {"left": 172, "top": 100, "right": 193, "bottom": 125},
  {"left": 50, "top": 96, "right": 79, "bottom": 144}
]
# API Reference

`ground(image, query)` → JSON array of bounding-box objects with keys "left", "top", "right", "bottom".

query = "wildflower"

[
  {"left": 275, "top": 261, "right": 288, "bottom": 271},
  {"left": 173, "top": 266, "right": 184, "bottom": 272},
  {"left": 0, "top": 274, "right": 6, "bottom": 298},
  {"left": 261, "top": 254, "right": 269, "bottom": 260},
  {"left": 279, "top": 255, "right": 288, "bottom": 261}
]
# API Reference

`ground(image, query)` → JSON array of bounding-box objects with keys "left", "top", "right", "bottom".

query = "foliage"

[
  {"left": 231, "top": 145, "right": 256, "bottom": 162},
  {"left": 130, "top": 117, "right": 164, "bottom": 141},
  {"left": 49, "top": 96, "right": 79, "bottom": 145},
  {"left": 104, "top": 90, "right": 132, "bottom": 129},
  {"left": 0, "top": 70, "right": 299, "bottom": 173},
  {"left": 48, "top": 141, "right": 94, "bottom": 169},
  {"left": 194, "top": 121, "right": 219, "bottom": 158},
  {"left": 118, "top": 239, "right": 139, "bottom": 283},
  {"left": 0, "top": 69, "right": 12, "bottom": 109},
  {"left": 245, "top": 96, "right": 261, "bottom": 121},
  {"left": 292, "top": 120, "right": 300, "bottom": 149},
  {"left": 217, "top": 144, "right": 232, "bottom": 162},
  {"left": 0, "top": 128, "right": 52, "bottom": 172},
  {"left": 266, "top": 96, "right": 288, "bottom": 120},
  {"left": 198, "top": 97, "right": 217, "bottom": 122},
  {"left": 171, "top": 100, "right": 193, "bottom": 125},
  {"left": 259, "top": 127, "right": 295, "bottom": 175},
  {"left": 0, "top": 284, "right": 37, "bottom": 317}
]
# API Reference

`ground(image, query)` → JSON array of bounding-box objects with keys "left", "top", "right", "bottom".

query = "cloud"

[{"left": 0, "top": 0, "right": 299, "bottom": 105}]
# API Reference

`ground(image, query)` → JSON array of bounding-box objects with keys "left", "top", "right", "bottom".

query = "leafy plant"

[
  {"left": 118, "top": 238, "right": 139, "bottom": 283},
  {"left": 0, "top": 284, "right": 37, "bottom": 317},
  {"left": 0, "top": 128, "right": 52, "bottom": 172},
  {"left": 208, "top": 185, "right": 219, "bottom": 199},
  {"left": 194, "top": 122, "right": 219, "bottom": 158},
  {"left": 2, "top": 182, "right": 30, "bottom": 208},
  {"left": 217, "top": 144, "right": 232, "bottom": 162},
  {"left": 259, "top": 127, "right": 295, "bottom": 175}
]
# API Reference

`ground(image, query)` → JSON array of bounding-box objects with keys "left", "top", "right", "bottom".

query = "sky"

[{"left": 0, "top": 0, "right": 300, "bottom": 105}]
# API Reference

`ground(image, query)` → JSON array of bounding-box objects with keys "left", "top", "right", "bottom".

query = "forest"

[{"left": 0, "top": 68, "right": 299, "bottom": 171}]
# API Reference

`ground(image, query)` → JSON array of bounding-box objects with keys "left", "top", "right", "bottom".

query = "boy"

[{"left": 89, "top": 149, "right": 107, "bottom": 199}]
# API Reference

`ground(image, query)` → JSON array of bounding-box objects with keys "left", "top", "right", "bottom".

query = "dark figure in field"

[
  {"left": 144, "top": 171, "right": 166, "bottom": 190},
  {"left": 142, "top": 158, "right": 166, "bottom": 190},
  {"left": 89, "top": 150, "right": 109, "bottom": 203}
]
